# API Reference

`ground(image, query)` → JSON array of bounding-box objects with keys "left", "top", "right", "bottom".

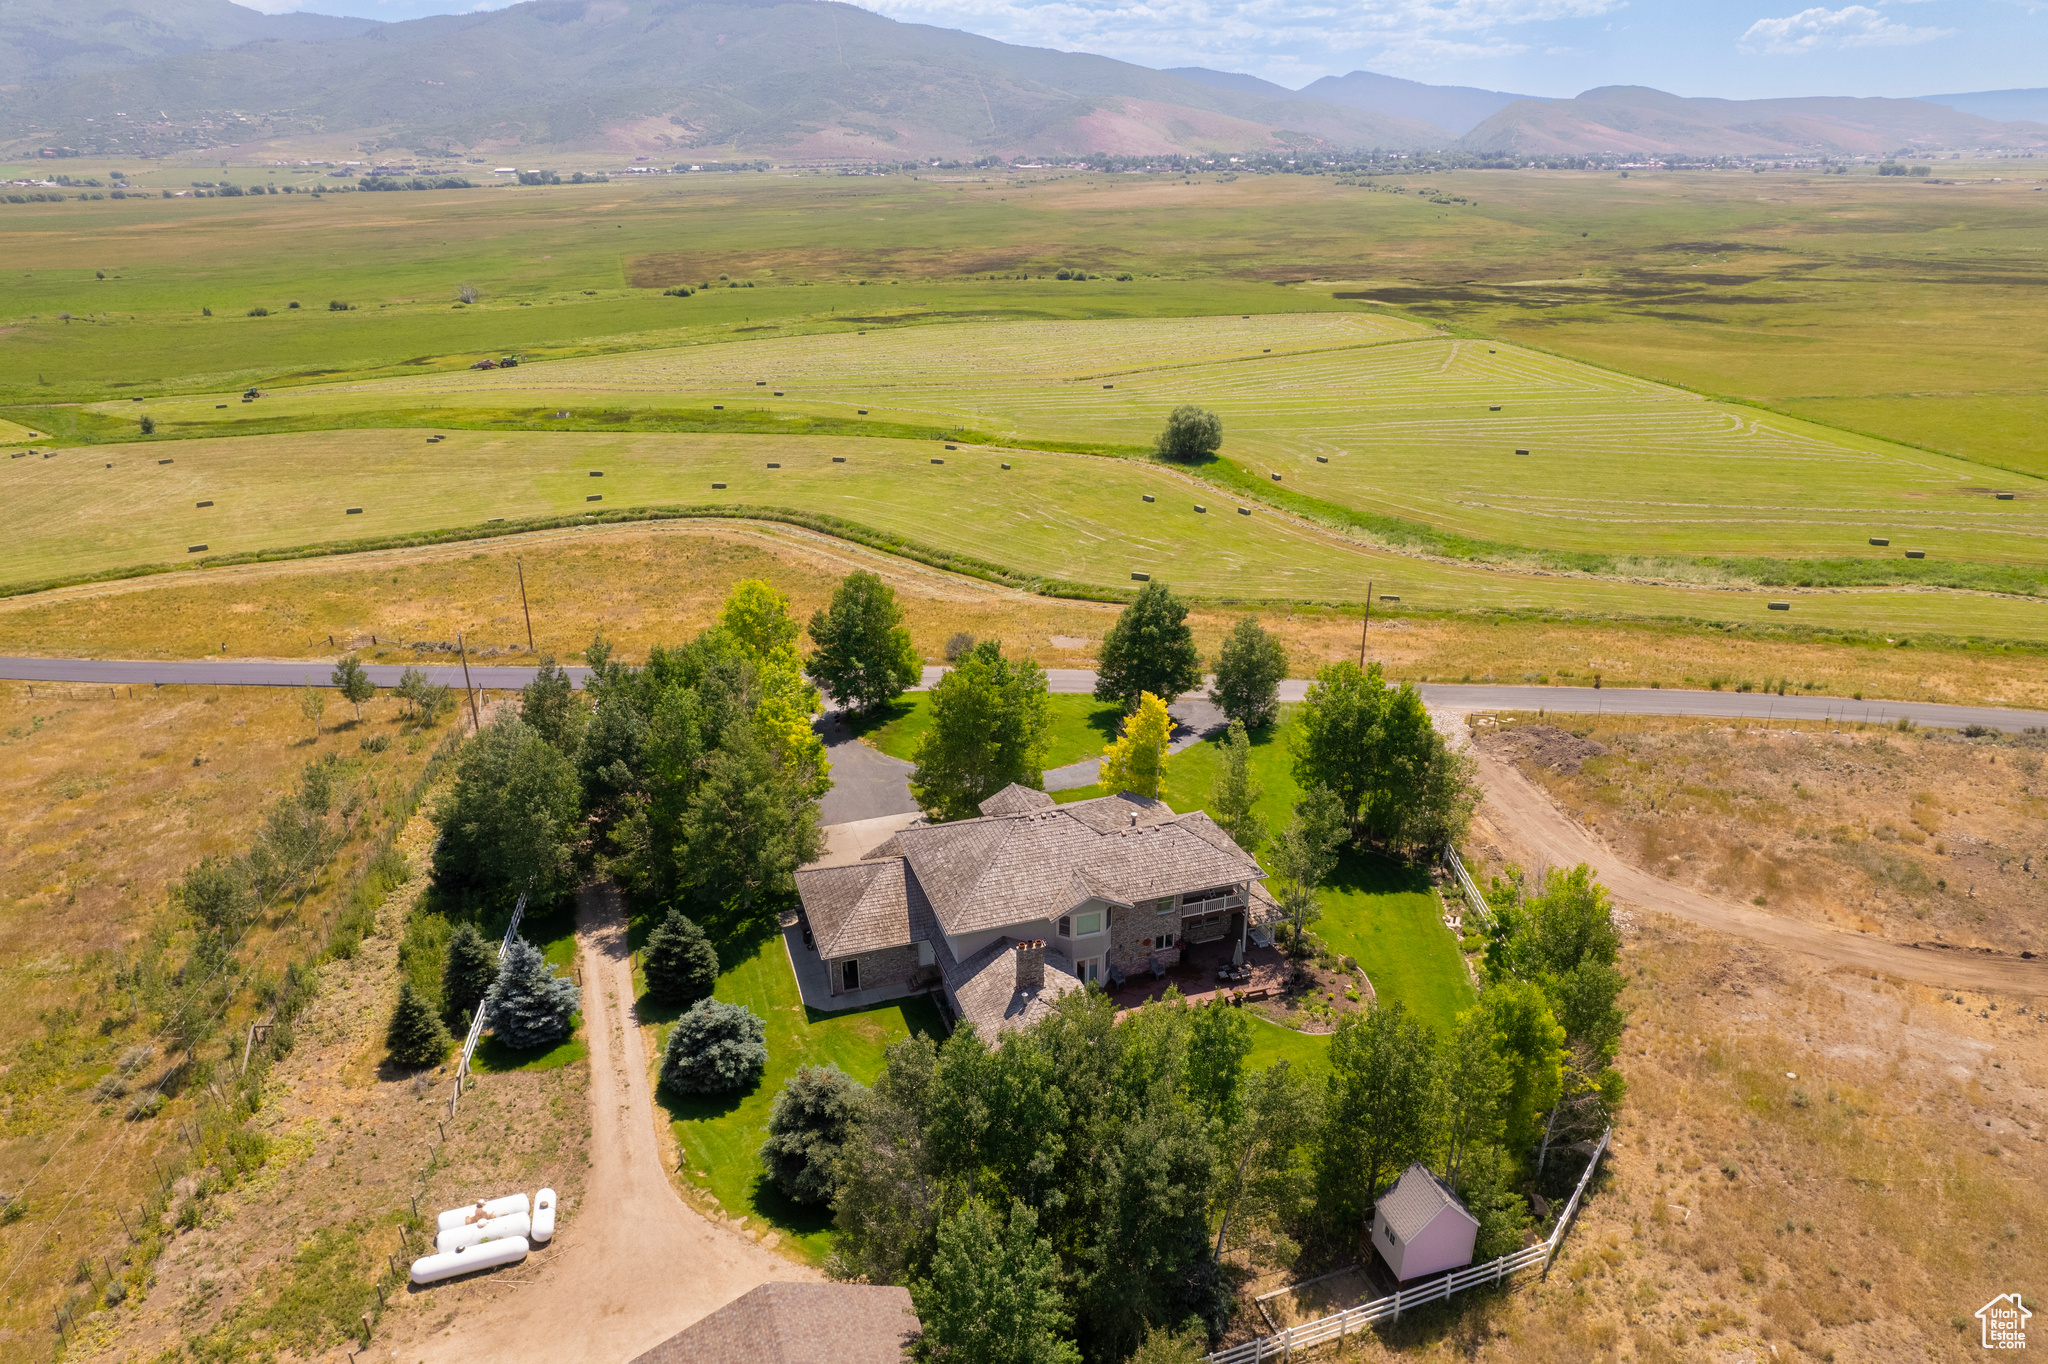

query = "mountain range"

[{"left": 1, "top": 0, "right": 2042, "bottom": 162}]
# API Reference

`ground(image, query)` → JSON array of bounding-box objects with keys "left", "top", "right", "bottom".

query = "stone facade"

[
  {"left": 1109, "top": 893, "right": 1183, "bottom": 974},
  {"left": 826, "top": 943, "right": 921, "bottom": 997}
]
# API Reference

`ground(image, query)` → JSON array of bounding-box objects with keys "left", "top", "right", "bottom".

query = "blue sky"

[{"left": 236, "top": 1, "right": 2048, "bottom": 98}]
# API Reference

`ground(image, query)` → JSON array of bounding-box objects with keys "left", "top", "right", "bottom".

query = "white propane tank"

[
  {"left": 436, "top": 1193, "right": 529, "bottom": 1232},
  {"left": 531, "top": 1188, "right": 556, "bottom": 1244},
  {"left": 435, "top": 1211, "right": 531, "bottom": 1254},
  {"left": 411, "top": 1235, "right": 530, "bottom": 1285}
]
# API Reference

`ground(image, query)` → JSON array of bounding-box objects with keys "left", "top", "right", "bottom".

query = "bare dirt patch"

[{"left": 1474, "top": 712, "right": 2048, "bottom": 956}]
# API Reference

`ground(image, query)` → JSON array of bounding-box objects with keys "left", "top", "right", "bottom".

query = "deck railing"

[{"left": 1204, "top": 1128, "right": 1611, "bottom": 1364}]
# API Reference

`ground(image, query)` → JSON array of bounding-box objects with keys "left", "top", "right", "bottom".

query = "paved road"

[{"left": 6, "top": 657, "right": 2038, "bottom": 733}]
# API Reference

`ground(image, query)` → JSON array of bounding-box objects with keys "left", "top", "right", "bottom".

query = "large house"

[{"left": 794, "top": 785, "right": 1279, "bottom": 1039}]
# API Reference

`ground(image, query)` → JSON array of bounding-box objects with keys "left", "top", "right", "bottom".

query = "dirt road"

[
  {"left": 1469, "top": 746, "right": 2048, "bottom": 997},
  {"left": 413, "top": 885, "right": 808, "bottom": 1364}
]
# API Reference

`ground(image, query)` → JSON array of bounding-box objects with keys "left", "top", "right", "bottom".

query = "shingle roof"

[
  {"left": 794, "top": 859, "right": 939, "bottom": 960},
  {"left": 944, "top": 935, "right": 1084, "bottom": 1041},
  {"left": 1378, "top": 1163, "right": 1479, "bottom": 1243},
  {"left": 978, "top": 783, "right": 1056, "bottom": 817},
  {"left": 629, "top": 1282, "right": 918, "bottom": 1364},
  {"left": 875, "top": 794, "right": 1264, "bottom": 939}
]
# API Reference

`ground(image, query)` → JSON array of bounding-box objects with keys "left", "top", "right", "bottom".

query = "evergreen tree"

[
  {"left": 1208, "top": 617, "right": 1287, "bottom": 728},
  {"left": 759, "top": 1064, "right": 870, "bottom": 1205},
  {"left": 642, "top": 906, "right": 720, "bottom": 1007},
  {"left": 1099, "top": 691, "right": 1173, "bottom": 800},
  {"left": 679, "top": 718, "right": 822, "bottom": 911},
  {"left": 804, "top": 570, "right": 921, "bottom": 713},
  {"left": 661, "top": 998, "right": 768, "bottom": 1095},
  {"left": 520, "top": 654, "right": 584, "bottom": 755},
  {"left": 388, "top": 982, "right": 453, "bottom": 1067},
  {"left": 1205, "top": 720, "right": 1266, "bottom": 854},
  {"left": 1093, "top": 582, "right": 1200, "bottom": 714},
  {"left": 485, "top": 935, "right": 581, "bottom": 1051},
  {"left": 431, "top": 714, "right": 583, "bottom": 907},
  {"left": 913, "top": 1198, "right": 1080, "bottom": 1364},
  {"left": 441, "top": 922, "right": 498, "bottom": 1027}
]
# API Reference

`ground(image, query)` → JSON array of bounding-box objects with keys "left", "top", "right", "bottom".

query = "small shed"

[{"left": 1371, "top": 1164, "right": 1479, "bottom": 1281}]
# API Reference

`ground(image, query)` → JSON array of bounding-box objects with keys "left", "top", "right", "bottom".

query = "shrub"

[
  {"left": 126, "top": 1091, "right": 165, "bottom": 1121},
  {"left": 485, "top": 935, "right": 580, "bottom": 1050},
  {"left": 642, "top": 907, "right": 720, "bottom": 1007},
  {"left": 943, "top": 630, "right": 976, "bottom": 662},
  {"left": 246, "top": 306, "right": 269, "bottom": 317},
  {"left": 387, "top": 981, "right": 452, "bottom": 1066},
  {"left": 661, "top": 998, "right": 767, "bottom": 1095},
  {"left": 759, "top": 1064, "right": 869, "bottom": 1204},
  {"left": 139, "top": 415, "right": 155, "bottom": 435},
  {"left": 328, "top": 300, "right": 352, "bottom": 311}
]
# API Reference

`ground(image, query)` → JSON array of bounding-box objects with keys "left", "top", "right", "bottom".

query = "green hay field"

[
  {"left": 142, "top": 310, "right": 2046, "bottom": 570},
  {"left": 10, "top": 425, "right": 2047, "bottom": 639}
]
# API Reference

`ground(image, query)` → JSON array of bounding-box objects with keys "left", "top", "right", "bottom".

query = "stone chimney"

[{"left": 1014, "top": 939, "right": 1046, "bottom": 992}]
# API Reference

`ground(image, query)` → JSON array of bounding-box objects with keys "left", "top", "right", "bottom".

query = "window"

[
  {"left": 1074, "top": 956, "right": 1101, "bottom": 984},
  {"left": 1160, "top": 932, "right": 1176, "bottom": 950},
  {"left": 1057, "top": 915, "right": 1071, "bottom": 938},
  {"left": 1155, "top": 896, "right": 1176, "bottom": 914},
  {"left": 841, "top": 959, "right": 860, "bottom": 992},
  {"left": 1074, "top": 911, "right": 1103, "bottom": 937}
]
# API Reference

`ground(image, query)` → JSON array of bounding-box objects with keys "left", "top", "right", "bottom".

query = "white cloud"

[{"left": 1739, "top": 5, "right": 1948, "bottom": 55}]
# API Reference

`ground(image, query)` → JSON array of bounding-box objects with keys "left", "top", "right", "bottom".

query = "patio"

[{"left": 1105, "top": 935, "right": 1292, "bottom": 1012}]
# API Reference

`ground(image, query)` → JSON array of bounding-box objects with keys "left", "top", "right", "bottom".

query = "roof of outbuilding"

[
  {"left": 629, "top": 1282, "right": 918, "bottom": 1364},
  {"left": 1377, "top": 1163, "right": 1479, "bottom": 1243}
]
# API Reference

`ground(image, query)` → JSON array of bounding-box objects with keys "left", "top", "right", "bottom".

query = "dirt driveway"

[
  {"left": 400, "top": 885, "right": 809, "bottom": 1363},
  {"left": 1470, "top": 746, "right": 2048, "bottom": 997}
]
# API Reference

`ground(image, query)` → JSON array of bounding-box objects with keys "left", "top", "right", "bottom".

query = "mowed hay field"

[
  {"left": 117, "top": 313, "right": 2048, "bottom": 569},
  {"left": 12, "top": 424, "right": 2048, "bottom": 641}
]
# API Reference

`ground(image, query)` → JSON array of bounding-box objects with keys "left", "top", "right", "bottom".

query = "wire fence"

[{"left": 1205, "top": 1128, "right": 1611, "bottom": 1364}]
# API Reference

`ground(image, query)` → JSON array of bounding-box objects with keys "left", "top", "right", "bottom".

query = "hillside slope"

[
  {"left": 1298, "top": 70, "right": 1540, "bottom": 139},
  {"left": 1461, "top": 85, "right": 2048, "bottom": 156},
  {"left": 0, "top": 0, "right": 378, "bottom": 85},
  {"left": 0, "top": 0, "right": 1446, "bottom": 161}
]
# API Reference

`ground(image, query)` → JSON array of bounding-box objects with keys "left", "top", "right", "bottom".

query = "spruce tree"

[
  {"left": 485, "top": 935, "right": 581, "bottom": 1051},
  {"left": 642, "top": 907, "right": 720, "bottom": 1007},
  {"left": 441, "top": 922, "right": 498, "bottom": 1027},
  {"left": 660, "top": 998, "right": 767, "bottom": 1095},
  {"left": 388, "top": 982, "right": 453, "bottom": 1067},
  {"left": 759, "top": 1064, "right": 869, "bottom": 1204}
]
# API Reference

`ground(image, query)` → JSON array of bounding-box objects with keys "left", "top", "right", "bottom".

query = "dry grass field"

[
  {"left": 4, "top": 521, "right": 2047, "bottom": 708},
  {"left": 0, "top": 680, "right": 451, "bottom": 1353},
  {"left": 1271, "top": 915, "right": 2046, "bottom": 1363},
  {"left": 1473, "top": 715, "right": 2048, "bottom": 955}
]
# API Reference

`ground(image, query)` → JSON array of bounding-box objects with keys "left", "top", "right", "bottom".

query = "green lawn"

[
  {"left": 1244, "top": 1013, "right": 1332, "bottom": 1076},
  {"left": 853, "top": 691, "right": 1124, "bottom": 768},
  {"left": 1062, "top": 708, "right": 1473, "bottom": 1036},
  {"left": 1314, "top": 852, "right": 1477, "bottom": 1038},
  {"left": 656, "top": 924, "right": 945, "bottom": 1262}
]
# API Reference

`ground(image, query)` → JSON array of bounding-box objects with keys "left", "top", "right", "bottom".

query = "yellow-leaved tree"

[
  {"left": 1099, "top": 691, "right": 1172, "bottom": 799},
  {"left": 720, "top": 579, "right": 826, "bottom": 792}
]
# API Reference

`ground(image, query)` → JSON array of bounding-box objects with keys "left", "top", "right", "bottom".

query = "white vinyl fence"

[
  {"left": 1205, "top": 1128, "right": 1611, "bottom": 1364},
  {"left": 1441, "top": 841, "right": 1493, "bottom": 931},
  {"left": 453, "top": 892, "right": 525, "bottom": 1099}
]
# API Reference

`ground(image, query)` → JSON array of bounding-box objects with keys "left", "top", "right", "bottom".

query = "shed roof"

[
  {"left": 629, "top": 1282, "right": 918, "bottom": 1364},
  {"left": 1377, "top": 1163, "right": 1480, "bottom": 1243}
]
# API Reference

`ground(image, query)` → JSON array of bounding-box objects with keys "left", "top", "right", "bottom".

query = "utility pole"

[
  {"left": 458, "top": 633, "right": 480, "bottom": 732},
  {"left": 1358, "top": 580, "right": 1373, "bottom": 668},
  {"left": 516, "top": 560, "right": 534, "bottom": 651}
]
